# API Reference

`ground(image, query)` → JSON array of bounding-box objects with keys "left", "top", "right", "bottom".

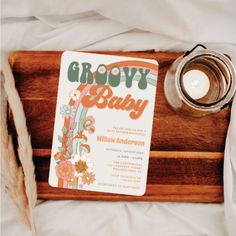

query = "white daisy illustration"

[{"left": 70, "top": 90, "right": 81, "bottom": 101}]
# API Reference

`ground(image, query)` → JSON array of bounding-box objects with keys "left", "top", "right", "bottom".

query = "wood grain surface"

[{"left": 8, "top": 51, "right": 230, "bottom": 202}]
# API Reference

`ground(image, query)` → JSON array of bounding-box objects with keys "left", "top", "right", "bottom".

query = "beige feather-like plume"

[{"left": 1, "top": 57, "right": 37, "bottom": 234}]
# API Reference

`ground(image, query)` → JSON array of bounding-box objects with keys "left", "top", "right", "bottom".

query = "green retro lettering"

[{"left": 80, "top": 62, "right": 93, "bottom": 84}]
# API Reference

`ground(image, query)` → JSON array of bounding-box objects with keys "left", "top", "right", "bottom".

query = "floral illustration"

[
  {"left": 111, "top": 66, "right": 120, "bottom": 75},
  {"left": 98, "top": 65, "right": 106, "bottom": 74},
  {"left": 83, "top": 116, "right": 95, "bottom": 134},
  {"left": 70, "top": 90, "right": 81, "bottom": 101},
  {"left": 56, "top": 160, "right": 75, "bottom": 181},
  {"left": 81, "top": 172, "right": 95, "bottom": 185},
  {"left": 60, "top": 105, "right": 76, "bottom": 119},
  {"left": 75, "top": 160, "right": 88, "bottom": 173},
  {"left": 73, "top": 154, "right": 95, "bottom": 188},
  {"left": 55, "top": 104, "right": 96, "bottom": 189},
  {"left": 54, "top": 152, "right": 63, "bottom": 160},
  {"left": 75, "top": 130, "right": 87, "bottom": 142}
]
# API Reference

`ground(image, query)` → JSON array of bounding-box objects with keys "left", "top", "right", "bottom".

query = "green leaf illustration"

[
  {"left": 62, "top": 126, "right": 67, "bottom": 134},
  {"left": 69, "top": 147, "right": 73, "bottom": 154},
  {"left": 66, "top": 140, "right": 71, "bottom": 146},
  {"left": 58, "top": 136, "right": 63, "bottom": 142},
  {"left": 58, "top": 147, "right": 65, "bottom": 152}
]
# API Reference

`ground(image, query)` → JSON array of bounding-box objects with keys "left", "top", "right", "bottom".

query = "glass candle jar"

[{"left": 164, "top": 46, "right": 236, "bottom": 116}]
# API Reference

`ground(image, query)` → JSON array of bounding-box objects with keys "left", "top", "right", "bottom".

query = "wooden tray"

[{"left": 8, "top": 51, "right": 230, "bottom": 202}]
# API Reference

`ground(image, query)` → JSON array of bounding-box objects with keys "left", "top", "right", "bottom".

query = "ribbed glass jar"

[{"left": 164, "top": 49, "right": 236, "bottom": 116}]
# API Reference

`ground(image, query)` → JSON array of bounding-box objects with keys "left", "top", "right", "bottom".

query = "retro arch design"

[{"left": 53, "top": 60, "right": 158, "bottom": 189}]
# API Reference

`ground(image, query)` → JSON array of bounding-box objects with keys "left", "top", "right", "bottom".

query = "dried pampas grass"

[{"left": 1, "top": 57, "right": 37, "bottom": 235}]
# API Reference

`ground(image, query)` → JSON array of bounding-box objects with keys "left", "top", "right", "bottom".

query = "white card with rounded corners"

[{"left": 49, "top": 51, "right": 158, "bottom": 196}]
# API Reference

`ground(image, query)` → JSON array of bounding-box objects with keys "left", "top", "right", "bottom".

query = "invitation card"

[{"left": 49, "top": 51, "right": 158, "bottom": 196}]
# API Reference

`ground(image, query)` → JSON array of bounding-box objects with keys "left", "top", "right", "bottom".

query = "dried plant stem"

[{"left": 1, "top": 58, "right": 37, "bottom": 235}]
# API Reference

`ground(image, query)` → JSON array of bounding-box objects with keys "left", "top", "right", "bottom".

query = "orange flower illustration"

[
  {"left": 75, "top": 131, "right": 88, "bottom": 142},
  {"left": 54, "top": 152, "right": 63, "bottom": 160},
  {"left": 75, "top": 160, "right": 88, "bottom": 173},
  {"left": 81, "top": 172, "right": 95, "bottom": 185},
  {"left": 56, "top": 160, "right": 75, "bottom": 181}
]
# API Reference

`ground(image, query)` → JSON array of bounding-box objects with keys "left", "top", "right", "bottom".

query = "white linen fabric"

[{"left": 1, "top": 1, "right": 236, "bottom": 236}]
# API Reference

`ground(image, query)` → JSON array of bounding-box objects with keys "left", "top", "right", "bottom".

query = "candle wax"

[{"left": 182, "top": 69, "right": 210, "bottom": 100}]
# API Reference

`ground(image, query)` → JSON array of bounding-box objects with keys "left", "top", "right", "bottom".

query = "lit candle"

[{"left": 182, "top": 69, "right": 210, "bottom": 100}]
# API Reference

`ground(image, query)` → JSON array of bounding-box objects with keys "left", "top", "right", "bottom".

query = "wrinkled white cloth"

[{"left": 1, "top": 1, "right": 236, "bottom": 236}]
